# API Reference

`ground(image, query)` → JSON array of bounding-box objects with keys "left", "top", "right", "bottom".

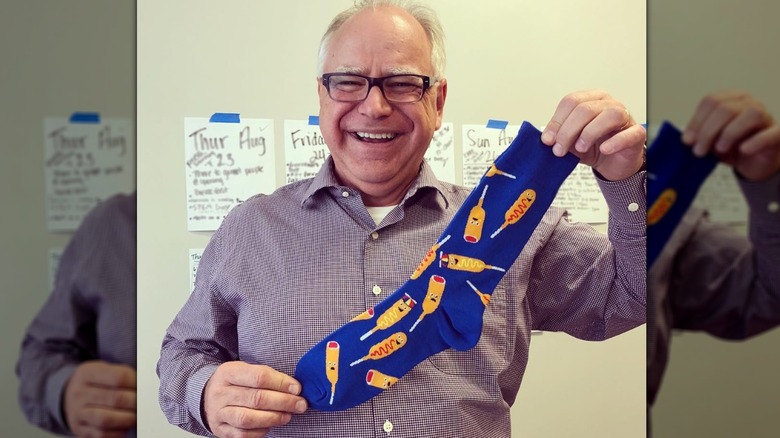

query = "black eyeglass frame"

[{"left": 321, "top": 73, "right": 433, "bottom": 103}]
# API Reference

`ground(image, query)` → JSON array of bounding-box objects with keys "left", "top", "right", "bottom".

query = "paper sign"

[
  {"left": 284, "top": 120, "right": 329, "bottom": 183},
  {"left": 461, "top": 124, "right": 520, "bottom": 188},
  {"left": 189, "top": 248, "right": 204, "bottom": 294},
  {"left": 551, "top": 164, "right": 609, "bottom": 223},
  {"left": 44, "top": 117, "right": 135, "bottom": 231},
  {"left": 692, "top": 163, "right": 748, "bottom": 223},
  {"left": 184, "top": 117, "right": 276, "bottom": 231},
  {"left": 424, "top": 122, "right": 456, "bottom": 184}
]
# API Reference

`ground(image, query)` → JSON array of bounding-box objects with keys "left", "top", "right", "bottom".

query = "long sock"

[
  {"left": 294, "top": 121, "right": 579, "bottom": 411},
  {"left": 647, "top": 121, "right": 718, "bottom": 268}
]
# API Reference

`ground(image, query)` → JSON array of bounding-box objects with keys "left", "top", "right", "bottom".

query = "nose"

[{"left": 358, "top": 84, "right": 393, "bottom": 118}]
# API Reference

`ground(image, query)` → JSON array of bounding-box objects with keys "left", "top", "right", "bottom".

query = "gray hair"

[{"left": 317, "top": 0, "right": 446, "bottom": 80}]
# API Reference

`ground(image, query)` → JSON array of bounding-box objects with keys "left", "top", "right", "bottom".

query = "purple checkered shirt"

[{"left": 159, "top": 159, "right": 645, "bottom": 437}]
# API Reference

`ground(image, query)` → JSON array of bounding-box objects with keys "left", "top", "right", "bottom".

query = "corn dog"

[
  {"left": 325, "top": 341, "right": 339, "bottom": 405},
  {"left": 360, "top": 293, "right": 416, "bottom": 341},
  {"left": 411, "top": 235, "right": 451, "bottom": 279},
  {"left": 466, "top": 279, "right": 490, "bottom": 306},
  {"left": 464, "top": 185, "right": 488, "bottom": 243},
  {"left": 439, "top": 252, "right": 505, "bottom": 273},
  {"left": 486, "top": 163, "right": 516, "bottom": 179},
  {"left": 365, "top": 369, "right": 399, "bottom": 390},
  {"left": 648, "top": 188, "right": 676, "bottom": 225},
  {"left": 409, "top": 275, "right": 446, "bottom": 332},
  {"left": 350, "top": 307, "right": 375, "bottom": 322},
  {"left": 350, "top": 332, "right": 408, "bottom": 366},
  {"left": 490, "top": 189, "right": 536, "bottom": 238}
]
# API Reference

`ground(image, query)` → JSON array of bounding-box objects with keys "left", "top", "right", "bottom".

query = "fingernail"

[
  {"left": 552, "top": 143, "right": 564, "bottom": 157},
  {"left": 682, "top": 130, "right": 694, "bottom": 144},
  {"left": 575, "top": 138, "right": 587, "bottom": 152},
  {"left": 541, "top": 131, "right": 554, "bottom": 144},
  {"left": 288, "top": 384, "right": 301, "bottom": 395},
  {"left": 714, "top": 141, "right": 727, "bottom": 153},
  {"left": 295, "top": 400, "right": 307, "bottom": 413}
]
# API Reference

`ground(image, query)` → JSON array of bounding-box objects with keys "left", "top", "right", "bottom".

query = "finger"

[
  {"left": 683, "top": 91, "right": 744, "bottom": 144},
  {"left": 79, "top": 406, "right": 137, "bottom": 431},
  {"left": 713, "top": 105, "right": 771, "bottom": 154},
  {"left": 220, "top": 405, "right": 292, "bottom": 431},
  {"left": 740, "top": 125, "right": 780, "bottom": 155},
  {"left": 221, "top": 363, "right": 302, "bottom": 395},
  {"left": 82, "top": 364, "right": 136, "bottom": 389},
  {"left": 550, "top": 100, "right": 602, "bottom": 157},
  {"left": 82, "top": 387, "right": 136, "bottom": 411},
  {"left": 599, "top": 124, "right": 647, "bottom": 155},
  {"left": 233, "top": 387, "right": 307, "bottom": 414},
  {"left": 691, "top": 102, "right": 741, "bottom": 157},
  {"left": 541, "top": 89, "right": 609, "bottom": 146},
  {"left": 576, "top": 105, "right": 632, "bottom": 154}
]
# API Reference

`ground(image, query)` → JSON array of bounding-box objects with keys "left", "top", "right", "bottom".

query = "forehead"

[{"left": 323, "top": 6, "right": 433, "bottom": 75}]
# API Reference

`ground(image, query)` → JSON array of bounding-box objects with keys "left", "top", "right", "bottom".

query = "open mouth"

[{"left": 354, "top": 131, "right": 397, "bottom": 142}]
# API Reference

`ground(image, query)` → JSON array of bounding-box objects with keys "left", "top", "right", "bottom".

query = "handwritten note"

[
  {"left": 44, "top": 117, "right": 135, "bottom": 231},
  {"left": 184, "top": 117, "right": 276, "bottom": 231},
  {"left": 423, "top": 122, "right": 456, "bottom": 184},
  {"left": 284, "top": 120, "right": 329, "bottom": 183},
  {"left": 551, "top": 164, "right": 608, "bottom": 223},
  {"left": 189, "top": 248, "right": 204, "bottom": 294},
  {"left": 692, "top": 163, "right": 748, "bottom": 223},
  {"left": 461, "top": 124, "right": 520, "bottom": 188},
  {"left": 48, "top": 248, "right": 63, "bottom": 291}
]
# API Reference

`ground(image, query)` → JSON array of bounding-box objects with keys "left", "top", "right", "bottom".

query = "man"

[
  {"left": 17, "top": 192, "right": 137, "bottom": 437},
  {"left": 158, "top": 1, "right": 646, "bottom": 436},
  {"left": 648, "top": 91, "right": 780, "bottom": 432}
]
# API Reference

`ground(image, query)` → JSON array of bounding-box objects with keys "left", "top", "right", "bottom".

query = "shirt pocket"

[{"left": 427, "top": 284, "right": 510, "bottom": 376}]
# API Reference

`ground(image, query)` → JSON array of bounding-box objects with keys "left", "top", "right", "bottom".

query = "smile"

[{"left": 354, "top": 132, "right": 397, "bottom": 141}]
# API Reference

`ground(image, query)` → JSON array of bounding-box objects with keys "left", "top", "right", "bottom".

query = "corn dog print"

[
  {"left": 409, "top": 275, "right": 446, "bottom": 332},
  {"left": 439, "top": 252, "right": 506, "bottom": 273},
  {"left": 350, "top": 332, "right": 408, "bottom": 366},
  {"left": 411, "top": 235, "right": 451, "bottom": 279},
  {"left": 366, "top": 369, "right": 399, "bottom": 390},
  {"left": 466, "top": 279, "right": 491, "bottom": 306},
  {"left": 490, "top": 189, "right": 536, "bottom": 238},
  {"left": 647, "top": 188, "right": 676, "bottom": 225},
  {"left": 360, "top": 293, "right": 416, "bottom": 341},
  {"left": 350, "top": 307, "right": 375, "bottom": 322},
  {"left": 325, "top": 341, "right": 339, "bottom": 405},
  {"left": 486, "top": 163, "right": 516, "bottom": 179},
  {"left": 464, "top": 185, "right": 488, "bottom": 243}
]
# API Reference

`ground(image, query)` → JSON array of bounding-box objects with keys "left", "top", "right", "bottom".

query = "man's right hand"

[
  {"left": 203, "top": 361, "right": 308, "bottom": 438},
  {"left": 63, "top": 360, "right": 137, "bottom": 438}
]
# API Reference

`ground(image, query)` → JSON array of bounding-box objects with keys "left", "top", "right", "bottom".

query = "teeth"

[{"left": 356, "top": 132, "right": 396, "bottom": 140}]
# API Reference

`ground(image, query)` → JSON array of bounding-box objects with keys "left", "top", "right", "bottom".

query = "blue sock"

[
  {"left": 647, "top": 121, "right": 718, "bottom": 268},
  {"left": 294, "top": 121, "right": 579, "bottom": 411}
]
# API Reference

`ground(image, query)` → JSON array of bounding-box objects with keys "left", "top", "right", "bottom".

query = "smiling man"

[{"left": 157, "top": 1, "right": 646, "bottom": 437}]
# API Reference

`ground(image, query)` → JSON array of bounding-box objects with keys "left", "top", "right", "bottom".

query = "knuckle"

[{"left": 251, "top": 389, "right": 268, "bottom": 408}]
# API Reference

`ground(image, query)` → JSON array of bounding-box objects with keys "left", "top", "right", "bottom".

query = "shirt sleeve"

[
  {"left": 528, "top": 170, "right": 647, "bottom": 340},
  {"left": 16, "top": 210, "right": 100, "bottom": 434},
  {"left": 669, "top": 172, "right": 780, "bottom": 339},
  {"left": 157, "top": 222, "right": 235, "bottom": 437}
]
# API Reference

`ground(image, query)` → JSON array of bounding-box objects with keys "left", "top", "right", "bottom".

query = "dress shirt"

[
  {"left": 648, "top": 173, "right": 780, "bottom": 415},
  {"left": 159, "top": 159, "right": 646, "bottom": 437},
  {"left": 17, "top": 192, "right": 137, "bottom": 436}
]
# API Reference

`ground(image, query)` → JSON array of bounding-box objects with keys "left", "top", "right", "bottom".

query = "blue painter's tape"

[
  {"left": 641, "top": 123, "right": 647, "bottom": 130},
  {"left": 69, "top": 112, "right": 100, "bottom": 123},
  {"left": 308, "top": 115, "right": 319, "bottom": 125},
  {"left": 209, "top": 113, "right": 241, "bottom": 123},
  {"left": 486, "top": 119, "right": 508, "bottom": 129}
]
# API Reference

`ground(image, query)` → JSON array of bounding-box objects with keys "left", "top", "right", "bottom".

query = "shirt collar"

[{"left": 301, "top": 156, "right": 452, "bottom": 210}]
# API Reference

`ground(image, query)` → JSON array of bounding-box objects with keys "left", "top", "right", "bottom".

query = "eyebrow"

[{"left": 331, "top": 66, "right": 425, "bottom": 76}]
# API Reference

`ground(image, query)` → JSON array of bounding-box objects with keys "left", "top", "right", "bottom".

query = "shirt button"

[
  {"left": 341, "top": 190, "right": 350, "bottom": 198},
  {"left": 383, "top": 420, "right": 393, "bottom": 433},
  {"left": 372, "top": 285, "right": 382, "bottom": 295},
  {"left": 371, "top": 231, "right": 379, "bottom": 240},
  {"left": 627, "top": 202, "right": 639, "bottom": 212},
  {"left": 769, "top": 201, "right": 779, "bottom": 213}
]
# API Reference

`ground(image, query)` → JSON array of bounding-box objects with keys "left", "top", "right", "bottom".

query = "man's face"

[{"left": 318, "top": 6, "right": 447, "bottom": 205}]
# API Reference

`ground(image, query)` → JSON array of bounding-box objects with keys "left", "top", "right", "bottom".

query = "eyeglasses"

[{"left": 321, "top": 73, "right": 432, "bottom": 103}]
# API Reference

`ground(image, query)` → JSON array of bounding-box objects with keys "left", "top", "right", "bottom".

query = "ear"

[{"left": 435, "top": 78, "right": 448, "bottom": 130}]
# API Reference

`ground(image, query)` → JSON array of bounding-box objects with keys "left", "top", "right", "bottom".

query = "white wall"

[
  {"left": 649, "top": 0, "right": 780, "bottom": 436},
  {"left": 0, "top": 1, "right": 135, "bottom": 436},
  {"left": 137, "top": 1, "right": 646, "bottom": 436}
]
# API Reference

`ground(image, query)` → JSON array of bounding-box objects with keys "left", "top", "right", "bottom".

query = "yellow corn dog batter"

[
  {"left": 360, "top": 293, "right": 416, "bottom": 341},
  {"left": 409, "top": 275, "right": 446, "bottom": 332},
  {"left": 490, "top": 189, "right": 536, "bottom": 238},
  {"left": 350, "top": 332, "right": 408, "bottom": 366}
]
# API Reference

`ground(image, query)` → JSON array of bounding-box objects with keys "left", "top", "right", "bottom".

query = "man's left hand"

[{"left": 541, "top": 89, "right": 646, "bottom": 181}]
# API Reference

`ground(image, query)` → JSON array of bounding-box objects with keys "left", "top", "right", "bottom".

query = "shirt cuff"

[
  {"left": 45, "top": 363, "right": 78, "bottom": 433},
  {"left": 187, "top": 363, "right": 221, "bottom": 433},
  {"left": 737, "top": 171, "right": 780, "bottom": 225},
  {"left": 595, "top": 170, "right": 646, "bottom": 225}
]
